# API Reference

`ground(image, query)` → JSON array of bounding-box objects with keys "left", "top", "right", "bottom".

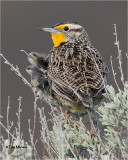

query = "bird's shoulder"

[{"left": 48, "top": 40, "right": 108, "bottom": 75}]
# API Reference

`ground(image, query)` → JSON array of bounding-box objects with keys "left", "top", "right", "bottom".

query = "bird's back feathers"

[{"left": 48, "top": 36, "right": 108, "bottom": 104}]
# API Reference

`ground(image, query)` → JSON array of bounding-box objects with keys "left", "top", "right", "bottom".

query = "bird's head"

[{"left": 38, "top": 22, "right": 86, "bottom": 47}]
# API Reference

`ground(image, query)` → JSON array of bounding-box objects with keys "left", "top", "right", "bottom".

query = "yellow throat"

[
  {"left": 52, "top": 24, "right": 68, "bottom": 47},
  {"left": 52, "top": 32, "right": 66, "bottom": 47}
]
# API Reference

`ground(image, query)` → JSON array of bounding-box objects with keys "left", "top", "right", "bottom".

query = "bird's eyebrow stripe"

[{"left": 54, "top": 24, "right": 68, "bottom": 30}]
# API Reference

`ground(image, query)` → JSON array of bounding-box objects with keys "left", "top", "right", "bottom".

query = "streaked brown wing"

[
  {"left": 52, "top": 82, "right": 78, "bottom": 103},
  {"left": 48, "top": 43, "right": 108, "bottom": 103}
]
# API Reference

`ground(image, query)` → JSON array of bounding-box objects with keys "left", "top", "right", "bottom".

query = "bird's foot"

[{"left": 63, "top": 109, "right": 70, "bottom": 124}]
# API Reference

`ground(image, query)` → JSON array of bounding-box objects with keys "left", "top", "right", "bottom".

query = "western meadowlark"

[{"left": 26, "top": 22, "right": 109, "bottom": 133}]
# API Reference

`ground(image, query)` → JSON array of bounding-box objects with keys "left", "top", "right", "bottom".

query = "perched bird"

[{"left": 26, "top": 22, "right": 109, "bottom": 132}]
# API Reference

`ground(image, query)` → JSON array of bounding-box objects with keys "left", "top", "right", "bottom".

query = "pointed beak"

[{"left": 38, "top": 27, "right": 60, "bottom": 34}]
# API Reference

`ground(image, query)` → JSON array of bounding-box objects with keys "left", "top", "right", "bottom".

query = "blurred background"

[{"left": 1, "top": 1, "right": 127, "bottom": 158}]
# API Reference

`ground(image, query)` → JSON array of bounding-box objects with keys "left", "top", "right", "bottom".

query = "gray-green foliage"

[
  {"left": 98, "top": 85, "right": 128, "bottom": 159},
  {"left": 40, "top": 84, "right": 128, "bottom": 160},
  {"left": 2, "top": 83, "right": 127, "bottom": 160}
]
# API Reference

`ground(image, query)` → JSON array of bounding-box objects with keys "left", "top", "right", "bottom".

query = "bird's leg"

[
  {"left": 87, "top": 108, "right": 96, "bottom": 136},
  {"left": 62, "top": 108, "right": 70, "bottom": 124}
]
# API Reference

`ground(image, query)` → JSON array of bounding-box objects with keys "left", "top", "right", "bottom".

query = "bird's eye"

[{"left": 64, "top": 26, "right": 69, "bottom": 31}]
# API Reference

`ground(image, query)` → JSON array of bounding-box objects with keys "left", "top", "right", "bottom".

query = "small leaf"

[
  {"left": 121, "top": 120, "right": 128, "bottom": 127},
  {"left": 106, "top": 85, "right": 115, "bottom": 97}
]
